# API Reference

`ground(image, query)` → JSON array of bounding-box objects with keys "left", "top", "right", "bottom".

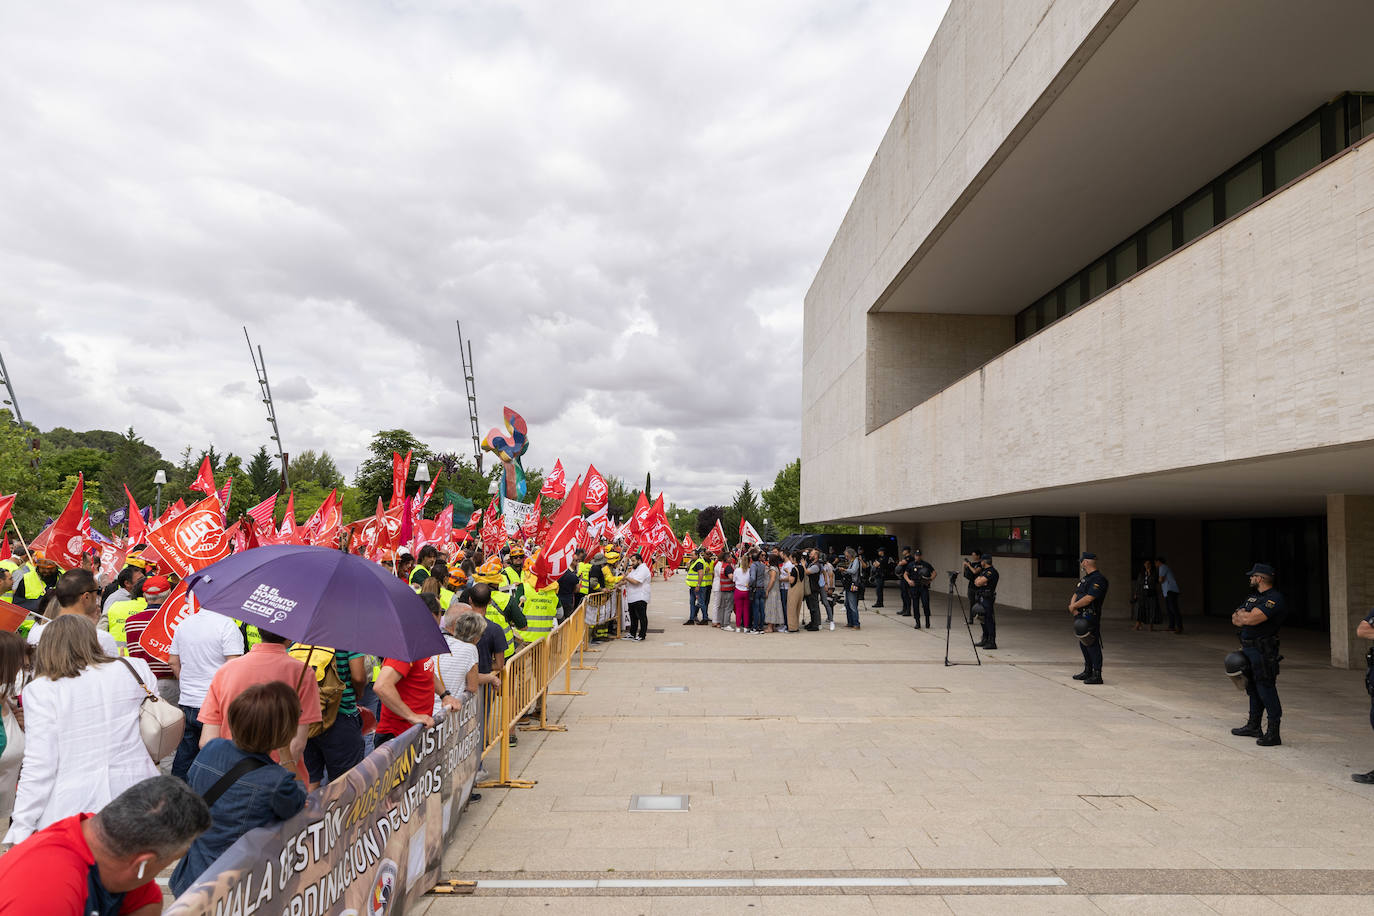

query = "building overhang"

[{"left": 875, "top": 0, "right": 1374, "bottom": 316}]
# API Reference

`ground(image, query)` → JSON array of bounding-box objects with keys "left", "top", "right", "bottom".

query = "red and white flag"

[
  {"left": 681, "top": 532, "right": 695, "bottom": 552},
  {"left": 0, "top": 534, "right": 9, "bottom": 562},
  {"left": 48, "top": 474, "right": 87, "bottom": 569},
  {"left": 190, "top": 456, "right": 216, "bottom": 496},
  {"left": 700, "top": 519, "right": 727, "bottom": 555},
  {"left": 304, "top": 489, "right": 342, "bottom": 547},
  {"left": 390, "top": 450, "right": 412, "bottom": 509},
  {"left": 480, "top": 499, "right": 505, "bottom": 556},
  {"left": 520, "top": 496, "right": 543, "bottom": 540},
  {"left": 143, "top": 495, "right": 231, "bottom": 577},
  {"left": 540, "top": 459, "right": 567, "bottom": 500},
  {"left": 275, "top": 491, "right": 298, "bottom": 545},
  {"left": 529, "top": 475, "right": 585, "bottom": 589},
  {"left": 215, "top": 477, "right": 233, "bottom": 523},
  {"left": 585, "top": 504, "right": 610, "bottom": 540},
  {"left": 625, "top": 491, "right": 651, "bottom": 540},
  {"left": 247, "top": 493, "right": 277, "bottom": 530},
  {"left": 466, "top": 508, "right": 482, "bottom": 531},
  {"left": 135, "top": 578, "right": 200, "bottom": 663},
  {"left": 583, "top": 464, "right": 609, "bottom": 513},
  {"left": 0, "top": 493, "right": 15, "bottom": 534},
  {"left": 739, "top": 518, "right": 762, "bottom": 546}
]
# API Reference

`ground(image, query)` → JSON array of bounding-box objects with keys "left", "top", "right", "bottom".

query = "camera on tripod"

[{"left": 947, "top": 570, "right": 958, "bottom": 585}]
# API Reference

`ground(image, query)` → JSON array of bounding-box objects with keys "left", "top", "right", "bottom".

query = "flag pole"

[{"left": 8, "top": 518, "right": 37, "bottom": 570}]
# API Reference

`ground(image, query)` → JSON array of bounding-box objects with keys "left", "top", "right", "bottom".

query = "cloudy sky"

[{"left": 1, "top": 0, "right": 945, "bottom": 508}]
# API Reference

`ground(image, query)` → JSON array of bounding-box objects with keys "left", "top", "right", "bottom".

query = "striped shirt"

[{"left": 334, "top": 650, "right": 362, "bottom": 716}]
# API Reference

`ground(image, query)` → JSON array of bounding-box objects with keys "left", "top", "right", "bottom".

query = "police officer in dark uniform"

[
  {"left": 896, "top": 548, "right": 913, "bottom": 617},
  {"left": 909, "top": 549, "right": 934, "bottom": 629},
  {"left": 961, "top": 550, "right": 983, "bottom": 618},
  {"left": 872, "top": 548, "right": 889, "bottom": 607},
  {"left": 1354, "top": 607, "right": 1374, "bottom": 784},
  {"left": 972, "top": 555, "right": 998, "bottom": 649},
  {"left": 1069, "top": 552, "right": 1108, "bottom": 684},
  {"left": 1230, "top": 563, "right": 1286, "bottom": 747}
]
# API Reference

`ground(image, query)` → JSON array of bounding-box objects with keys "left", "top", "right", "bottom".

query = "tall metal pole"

[
  {"left": 0, "top": 349, "right": 38, "bottom": 470},
  {"left": 456, "top": 320, "right": 483, "bottom": 474},
  {"left": 245, "top": 327, "right": 290, "bottom": 492}
]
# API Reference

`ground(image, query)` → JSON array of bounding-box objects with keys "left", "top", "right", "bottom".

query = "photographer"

[
  {"left": 841, "top": 548, "right": 862, "bottom": 630},
  {"left": 872, "top": 548, "right": 889, "bottom": 608},
  {"left": 971, "top": 555, "right": 998, "bottom": 650},
  {"left": 961, "top": 550, "right": 983, "bottom": 612}
]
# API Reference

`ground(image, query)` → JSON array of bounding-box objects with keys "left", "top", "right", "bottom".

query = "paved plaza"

[{"left": 418, "top": 581, "right": 1374, "bottom": 914}]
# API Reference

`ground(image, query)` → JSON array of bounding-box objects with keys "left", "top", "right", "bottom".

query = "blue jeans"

[
  {"left": 689, "top": 586, "right": 709, "bottom": 622},
  {"left": 844, "top": 590, "right": 860, "bottom": 627},
  {"left": 172, "top": 704, "right": 203, "bottom": 782},
  {"left": 750, "top": 591, "right": 766, "bottom": 630}
]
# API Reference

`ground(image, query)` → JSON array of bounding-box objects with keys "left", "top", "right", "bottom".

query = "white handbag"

[{"left": 119, "top": 658, "right": 186, "bottom": 761}]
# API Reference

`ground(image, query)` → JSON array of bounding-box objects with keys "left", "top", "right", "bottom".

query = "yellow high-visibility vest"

[
  {"left": 577, "top": 562, "right": 592, "bottom": 595},
  {"left": 686, "top": 558, "right": 708, "bottom": 588},
  {"left": 515, "top": 586, "right": 559, "bottom": 642},
  {"left": 487, "top": 592, "right": 516, "bottom": 659},
  {"left": 106, "top": 598, "right": 148, "bottom": 653}
]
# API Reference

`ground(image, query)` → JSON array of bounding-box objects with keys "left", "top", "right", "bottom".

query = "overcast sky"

[{"left": 1, "top": 0, "right": 946, "bottom": 509}]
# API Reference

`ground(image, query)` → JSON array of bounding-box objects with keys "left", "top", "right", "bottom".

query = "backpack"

[{"left": 289, "top": 646, "right": 346, "bottom": 738}]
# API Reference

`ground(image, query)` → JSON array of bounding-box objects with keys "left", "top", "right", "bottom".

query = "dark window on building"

[
  {"left": 960, "top": 515, "right": 1073, "bottom": 575},
  {"left": 1013, "top": 93, "right": 1374, "bottom": 344},
  {"left": 1032, "top": 516, "right": 1079, "bottom": 578}
]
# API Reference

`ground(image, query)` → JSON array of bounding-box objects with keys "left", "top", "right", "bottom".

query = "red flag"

[
  {"left": 216, "top": 477, "right": 233, "bottom": 523},
  {"left": 540, "top": 460, "right": 567, "bottom": 499},
  {"left": 739, "top": 517, "right": 762, "bottom": 546},
  {"left": 124, "top": 486, "right": 146, "bottom": 544},
  {"left": 701, "top": 519, "right": 727, "bottom": 554},
  {"left": 681, "top": 532, "right": 695, "bottom": 551},
  {"left": 276, "top": 491, "right": 297, "bottom": 544},
  {"left": 0, "top": 533, "right": 10, "bottom": 562},
  {"left": 0, "top": 493, "right": 14, "bottom": 534},
  {"left": 0, "top": 597, "right": 26, "bottom": 632},
  {"left": 390, "top": 450, "right": 412, "bottom": 509},
  {"left": 480, "top": 499, "right": 505, "bottom": 557},
  {"left": 47, "top": 474, "right": 86, "bottom": 569},
  {"left": 397, "top": 496, "right": 413, "bottom": 553},
  {"left": 247, "top": 493, "right": 277, "bottom": 530},
  {"left": 190, "top": 456, "right": 216, "bottom": 496},
  {"left": 519, "top": 496, "right": 543, "bottom": 540},
  {"left": 135, "top": 578, "right": 200, "bottom": 662},
  {"left": 529, "top": 475, "right": 585, "bottom": 589},
  {"left": 466, "top": 509, "right": 481, "bottom": 531},
  {"left": 430, "top": 504, "right": 454, "bottom": 550},
  {"left": 304, "top": 489, "right": 341, "bottom": 547},
  {"left": 583, "top": 464, "right": 608, "bottom": 513},
  {"left": 415, "top": 476, "right": 438, "bottom": 515},
  {"left": 143, "top": 495, "right": 231, "bottom": 577},
  {"left": 625, "top": 491, "right": 652, "bottom": 540}
]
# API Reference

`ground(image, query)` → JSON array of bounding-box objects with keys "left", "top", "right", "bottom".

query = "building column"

[
  {"left": 1079, "top": 513, "right": 1131, "bottom": 617},
  {"left": 1327, "top": 494, "right": 1374, "bottom": 669}
]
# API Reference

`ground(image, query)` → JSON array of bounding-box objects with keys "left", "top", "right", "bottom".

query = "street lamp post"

[
  {"left": 414, "top": 463, "right": 431, "bottom": 493},
  {"left": 153, "top": 469, "right": 167, "bottom": 517}
]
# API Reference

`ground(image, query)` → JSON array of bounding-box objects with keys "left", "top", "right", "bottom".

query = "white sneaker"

[
  {"left": 829, "top": 621, "right": 835, "bottom": 631},
  {"left": 724, "top": 625, "right": 734, "bottom": 632}
]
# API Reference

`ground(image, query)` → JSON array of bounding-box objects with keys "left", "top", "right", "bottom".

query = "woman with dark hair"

[
  {"left": 0, "top": 630, "right": 29, "bottom": 822},
  {"left": 171, "top": 681, "right": 307, "bottom": 894},
  {"left": 764, "top": 554, "right": 784, "bottom": 633},
  {"left": 3, "top": 616, "right": 158, "bottom": 844},
  {"left": 785, "top": 552, "right": 806, "bottom": 633}
]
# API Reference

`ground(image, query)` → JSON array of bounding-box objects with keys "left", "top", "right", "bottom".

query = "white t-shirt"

[
  {"left": 731, "top": 567, "right": 751, "bottom": 592},
  {"left": 624, "top": 563, "right": 652, "bottom": 603},
  {"left": 780, "top": 561, "right": 795, "bottom": 585},
  {"left": 434, "top": 634, "right": 479, "bottom": 714},
  {"left": 28, "top": 618, "right": 120, "bottom": 658},
  {"left": 710, "top": 562, "right": 722, "bottom": 590},
  {"left": 169, "top": 610, "right": 245, "bottom": 707}
]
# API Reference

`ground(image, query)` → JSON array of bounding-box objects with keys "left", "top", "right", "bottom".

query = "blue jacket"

[{"left": 169, "top": 738, "right": 306, "bottom": 895}]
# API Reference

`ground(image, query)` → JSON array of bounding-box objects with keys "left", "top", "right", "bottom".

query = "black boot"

[
  {"left": 1230, "top": 717, "right": 1262, "bottom": 738},
  {"left": 1083, "top": 670, "right": 1103, "bottom": 684},
  {"left": 983, "top": 642, "right": 997, "bottom": 650},
  {"left": 1072, "top": 668, "right": 1090, "bottom": 680},
  {"left": 1351, "top": 770, "right": 1374, "bottom": 784},
  {"left": 1256, "top": 720, "right": 1281, "bottom": 746}
]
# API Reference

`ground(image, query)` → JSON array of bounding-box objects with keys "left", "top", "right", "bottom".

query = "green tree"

[
  {"left": 246, "top": 445, "right": 276, "bottom": 501},
  {"left": 760, "top": 458, "right": 859, "bottom": 536},
  {"left": 290, "top": 449, "right": 344, "bottom": 489},
  {"left": 732, "top": 480, "right": 761, "bottom": 531},
  {"left": 353, "top": 430, "right": 433, "bottom": 510},
  {"left": 98, "top": 428, "right": 167, "bottom": 515}
]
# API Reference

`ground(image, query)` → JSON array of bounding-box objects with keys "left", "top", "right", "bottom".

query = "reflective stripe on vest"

[
  {"left": 577, "top": 562, "right": 591, "bottom": 595},
  {"left": 686, "top": 558, "right": 708, "bottom": 588},
  {"left": 516, "top": 588, "right": 559, "bottom": 642},
  {"left": 20, "top": 569, "right": 46, "bottom": 601},
  {"left": 106, "top": 598, "right": 148, "bottom": 651},
  {"left": 439, "top": 587, "right": 454, "bottom": 611},
  {"left": 488, "top": 593, "right": 516, "bottom": 658}
]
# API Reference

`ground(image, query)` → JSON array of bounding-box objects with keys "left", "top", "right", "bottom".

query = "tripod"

[{"left": 943, "top": 571, "right": 982, "bottom": 667}]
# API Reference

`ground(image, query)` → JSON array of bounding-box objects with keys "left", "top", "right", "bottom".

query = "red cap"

[{"left": 142, "top": 575, "right": 173, "bottom": 601}]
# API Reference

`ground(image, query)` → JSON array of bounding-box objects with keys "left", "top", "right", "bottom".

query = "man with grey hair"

[{"left": 0, "top": 775, "right": 210, "bottom": 912}]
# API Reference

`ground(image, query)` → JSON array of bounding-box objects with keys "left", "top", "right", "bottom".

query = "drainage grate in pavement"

[
  {"left": 1079, "top": 794, "right": 1156, "bottom": 811},
  {"left": 910, "top": 686, "right": 950, "bottom": 693},
  {"left": 662, "top": 641, "right": 685, "bottom": 647},
  {"left": 629, "top": 794, "right": 689, "bottom": 812},
  {"left": 654, "top": 686, "right": 689, "bottom": 693},
  {"left": 646, "top": 628, "right": 665, "bottom": 634}
]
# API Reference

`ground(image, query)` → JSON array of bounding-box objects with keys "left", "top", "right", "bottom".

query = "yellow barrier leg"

[{"left": 476, "top": 680, "right": 536, "bottom": 789}]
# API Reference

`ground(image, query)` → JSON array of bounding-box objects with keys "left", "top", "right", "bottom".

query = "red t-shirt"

[
  {"left": 376, "top": 656, "right": 436, "bottom": 737},
  {"left": 0, "top": 813, "right": 163, "bottom": 915}
]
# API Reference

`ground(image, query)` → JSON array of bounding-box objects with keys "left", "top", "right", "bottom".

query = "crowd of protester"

[{"left": 0, "top": 531, "right": 623, "bottom": 911}]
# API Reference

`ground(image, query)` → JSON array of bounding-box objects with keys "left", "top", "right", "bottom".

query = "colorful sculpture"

[{"left": 481, "top": 406, "right": 530, "bottom": 500}]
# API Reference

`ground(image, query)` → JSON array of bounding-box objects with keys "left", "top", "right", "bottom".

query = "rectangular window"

[
  {"left": 1015, "top": 307, "right": 1034, "bottom": 341},
  {"left": 1086, "top": 258, "right": 1109, "bottom": 300},
  {"left": 1180, "top": 189, "right": 1214, "bottom": 244},
  {"left": 1223, "top": 159, "right": 1263, "bottom": 218},
  {"left": 1062, "top": 277, "right": 1083, "bottom": 315},
  {"left": 1112, "top": 240, "right": 1138, "bottom": 286},
  {"left": 1143, "top": 216, "right": 1173, "bottom": 267},
  {"left": 1274, "top": 121, "right": 1321, "bottom": 187}
]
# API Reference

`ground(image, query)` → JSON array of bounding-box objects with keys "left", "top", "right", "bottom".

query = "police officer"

[
  {"left": 909, "top": 548, "right": 934, "bottom": 630},
  {"left": 972, "top": 555, "right": 998, "bottom": 649},
  {"left": 1069, "top": 552, "right": 1108, "bottom": 684},
  {"left": 872, "top": 548, "right": 889, "bottom": 607},
  {"left": 1230, "top": 563, "right": 1286, "bottom": 747},
  {"left": 961, "top": 550, "right": 983, "bottom": 616},
  {"left": 895, "top": 548, "right": 913, "bottom": 617},
  {"left": 1354, "top": 607, "right": 1374, "bottom": 784}
]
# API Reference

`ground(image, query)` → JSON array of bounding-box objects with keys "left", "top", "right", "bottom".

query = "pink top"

[{"left": 199, "top": 644, "right": 322, "bottom": 740}]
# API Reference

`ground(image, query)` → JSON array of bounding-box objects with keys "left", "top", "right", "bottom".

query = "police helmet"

[
  {"left": 1072, "top": 615, "right": 1093, "bottom": 639},
  {"left": 1224, "top": 650, "right": 1251, "bottom": 679}
]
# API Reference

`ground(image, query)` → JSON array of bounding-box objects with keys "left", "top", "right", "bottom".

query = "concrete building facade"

[{"left": 800, "top": 0, "right": 1374, "bottom": 666}]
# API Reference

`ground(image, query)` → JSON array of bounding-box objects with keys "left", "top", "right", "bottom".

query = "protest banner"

[
  {"left": 166, "top": 691, "right": 482, "bottom": 916},
  {"left": 500, "top": 495, "right": 537, "bottom": 538}
]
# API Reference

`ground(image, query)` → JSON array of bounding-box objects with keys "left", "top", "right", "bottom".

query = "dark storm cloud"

[{"left": 0, "top": 0, "right": 946, "bottom": 507}]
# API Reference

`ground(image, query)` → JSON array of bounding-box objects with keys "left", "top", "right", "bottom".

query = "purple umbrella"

[{"left": 184, "top": 545, "right": 448, "bottom": 662}]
